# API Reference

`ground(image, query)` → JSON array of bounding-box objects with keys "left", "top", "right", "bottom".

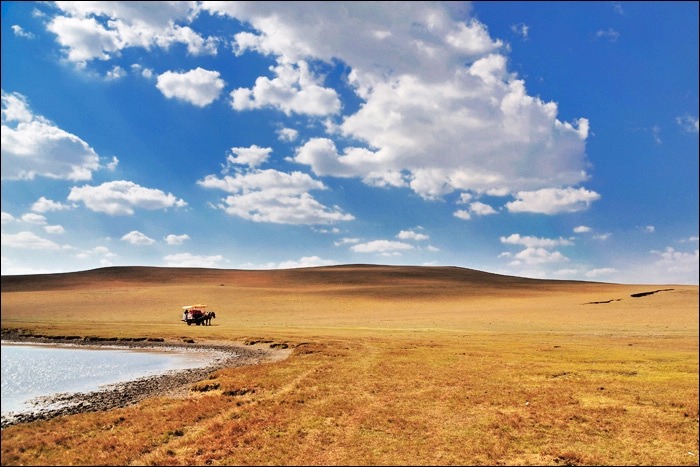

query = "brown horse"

[{"left": 202, "top": 311, "right": 216, "bottom": 326}]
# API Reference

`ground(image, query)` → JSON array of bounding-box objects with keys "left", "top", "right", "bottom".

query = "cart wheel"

[{"left": 187, "top": 322, "right": 191, "bottom": 326}]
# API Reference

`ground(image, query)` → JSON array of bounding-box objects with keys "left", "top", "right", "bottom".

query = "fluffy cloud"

[
  {"left": 44, "top": 225, "right": 66, "bottom": 234},
  {"left": 199, "top": 168, "right": 354, "bottom": 225},
  {"left": 230, "top": 61, "right": 340, "bottom": 116},
  {"left": 277, "top": 256, "right": 336, "bottom": 269},
  {"left": 163, "top": 253, "right": 225, "bottom": 268},
  {"left": 277, "top": 127, "right": 299, "bottom": 142},
  {"left": 351, "top": 240, "right": 414, "bottom": 253},
  {"left": 585, "top": 268, "right": 618, "bottom": 278},
  {"left": 505, "top": 187, "right": 600, "bottom": 214},
  {"left": 205, "top": 3, "right": 591, "bottom": 201},
  {"left": 397, "top": 230, "right": 429, "bottom": 241},
  {"left": 31, "top": 197, "right": 75, "bottom": 213},
  {"left": 511, "top": 247, "right": 569, "bottom": 265},
  {"left": 2, "top": 91, "right": 109, "bottom": 181},
  {"left": 500, "top": 234, "right": 573, "bottom": 248},
  {"left": 1, "top": 231, "right": 71, "bottom": 250},
  {"left": 46, "top": 2, "right": 216, "bottom": 65},
  {"left": 653, "top": 247, "right": 699, "bottom": 274},
  {"left": 1, "top": 212, "right": 16, "bottom": 224},
  {"left": 12, "top": 25, "right": 35, "bottom": 39},
  {"left": 573, "top": 225, "right": 591, "bottom": 233},
  {"left": 225, "top": 145, "right": 272, "bottom": 168},
  {"left": 121, "top": 230, "right": 155, "bottom": 245},
  {"left": 676, "top": 115, "right": 699, "bottom": 134},
  {"left": 20, "top": 213, "right": 47, "bottom": 225},
  {"left": 68, "top": 180, "right": 187, "bottom": 215},
  {"left": 156, "top": 68, "right": 226, "bottom": 107},
  {"left": 165, "top": 234, "right": 190, "bottom": 245}
]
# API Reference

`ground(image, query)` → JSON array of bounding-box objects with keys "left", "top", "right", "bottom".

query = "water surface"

[{"left": 1, "top": 343, "right": 219, "bottom": 414}]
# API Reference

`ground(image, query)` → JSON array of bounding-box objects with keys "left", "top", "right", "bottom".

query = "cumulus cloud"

[
  {"left": 511, "top": 23, "right": 529, "bottom": 40},
  {"left": 505, "top": 187, "right": 600, "bottom": 214},
  {"left": 156, "top": 68, "right": 226, "bottom": 107},
  {"left": 350, "top": 240, "right": 414, "bottom": 253},
  {"left": 21, "top": 213, "right": 47, "bottom": 225},
  {"left": 225, "top": 145, "right": 272, "bottom": 168},
  {"left": 163, "top": 253, "right": 226, "bottom": 268},
  {"left": 230, "top": 61, "right": 340, "bottom": 116},
  {"left": 2, "top": 90, "right": 111, "bottom": 181},
  {"left": 676, "top": 115, "right": 699, "bottom": 134},
  {"left": 12, "top": 25, "right": 35, "bottom": 39},
  {"left": 121, "top": 230, "right": 155, "bottom": 245},
  {"left": 1, "top": 231, "right": 71, "bottom": 250},
  {"left": 397, "top": 230, "right": 429, "bottom": 241},
  {"left": 165, "top": 234, "right": 190, "bottom": 245},
  {"left": 44, "top": 225, "right": 66, "bottom": 234},
  {"left": 276, "top": 127, "right": 299, "bottom": 142},
  {"left": 68, "top": 180, "right": 187, "bottom": 215},
  {"left": 500, "top": 233, "right": 573, "bottom": 248},
  {"left": 1, "top": 212, "right": 16, "bottom": 224},
  {"left": 573, "top": 225, "right": 591, "bottom": 233},
  {"left": 199, "top": 168, "right": 354, "bottom": 225},
  {"left": 511, "top": 247, "right": 569, "bottom": 265},
  {"left": 31, "top": 197, "right": 75, "bottom": 213},
  {"left": 205, "top": 3, "right": 591, "bottom": 201},
  {"left": 46, "top": 2, "right": 217, "bottom": 65},
  {"left": 653, "top": 247, "right": 699, "bottom": 275},
  {"left": 277, "top": 256, "right": 336, "bottom": 269},
  {"left": 585, "top": 267, "right": 618, "bottom": 278},
  {"left": 334, "top": 237, "right": 360, "bottom": 246}
]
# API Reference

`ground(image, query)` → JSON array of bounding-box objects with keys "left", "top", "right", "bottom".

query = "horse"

[{"left": 202, "top": 311, "right": 216, "bottom": 326}]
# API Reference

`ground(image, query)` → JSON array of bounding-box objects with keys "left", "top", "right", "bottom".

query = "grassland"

[{"left": 1, "top": 265, "right": 698, "bottom": 465}]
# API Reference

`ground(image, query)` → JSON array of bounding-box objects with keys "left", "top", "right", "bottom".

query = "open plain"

[{"left": 1, "top": 265, "right": 698, "bottom": 466}]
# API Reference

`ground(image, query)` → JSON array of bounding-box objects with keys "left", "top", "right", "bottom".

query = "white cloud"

[
  {"left": 31, "top": 197, "right": 75, "bottom": 213},
  {"left": 511, "top": 23, "right": 529, "bottom": 40},
  {"left": 230, "top": 61, "right": 340, "bottom": 116},
  {"left": 593, "top": 233, "right": 612, "bottom": 240},
  {"left": 225, "top": 145, "right": 272, "bottom": 168},
  {"left": 199, "top": 168, "right": 354, "bottom": 225},
  {"left": 505, "top": 187, "right": 600, "bottom": 214},
  {"left": 573, "top": 225, "right": 591, "bottom": 233},
  {"left": 44, "top": 225, "right": 66, "bottom": 234},
  {"left": 21, "top": 213, "right": 47, "bottom": 225},
  {"left": 2, "top": 90, "right": 108, "bottom": 181},
  {"left": 676, "top": 115, "right": 699, "bottom": 134},
  {"left": 12, "top": 25, "right": 35, "bottom": 39},
  {"left": 163, "top": 253, "right": 225, "bottom": 268},
  {"left": 277, "top": 256, "right": 336, "bottom": 269},
  {"left": 276, "top": 127, "right": 299, "bottom": 142},
  {"left": 453, "top": 210, "right": 471, "bottom": 220},
  {"left": 453, "top": 201, "right": 497, "bottom": 220},
  {"left": 585, "top": 268, "right": 618, "bottom": 278},
  {"left": 397, "top": 230, "right": 429, "bottom": 241},
  {"left": 500, "top": 234, "right": 573, "bottom": 248},
  {"left": 1, "top": 212, "right": 16, "bottom": 224},
  {"left": 207, "top": 3, "right": 591, "bottom": 200},
  {"left": 165, "top": 234, "right": 190, "bottom": 245},
  {"left": 595, "top": 28, "right": 620, "bottom": 42},
  {"left": 156, "top": 68, "right": 226, "bottom": 107},
  {"left": 426, "top": 245, "right": 440, "bottom": 252},
  {"left": 468, "top": 201, "right": 497, "bottom": 216},
  {"left": 1, "top": 231, "right": 71, "bottom": 250},
  {"left": 511, "top": 247, "right": 569, "bottom": 265},
  {"left": 640, "top": 225, "right": 655, "bottom": 233},
  {"left": 334, "top": 237, "right": 361, "bottom": 246},
  {"left": 351, "top": 240, "right": 414, "bottom": 253},
  {"left": 653, "top": 247, "right": 699, "bottom": 275},
  {"left": 105, "top": 65, "right": 126, "bottom": 80},
  {"left": 46, "top": 2, "right": 216, "bottom": 65},
  {"left": 68, "top": 180, "right": 187, "bottom": 215},
  {"left": 121, "top": 230, "right": 155, "bottom": 245}
]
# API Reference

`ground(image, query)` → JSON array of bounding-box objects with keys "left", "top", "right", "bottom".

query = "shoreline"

[{"left": 1, "top": 330, "right": 290, "bottom": 428}]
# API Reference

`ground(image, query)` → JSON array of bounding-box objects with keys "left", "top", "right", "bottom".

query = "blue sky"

[{"left": 1, "top": 1, "right": 698, "bottom": 284}]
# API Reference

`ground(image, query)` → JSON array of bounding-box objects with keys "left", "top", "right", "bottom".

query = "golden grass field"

[{"left": 1, "top": 265, "right": 698, "bottom": 465}]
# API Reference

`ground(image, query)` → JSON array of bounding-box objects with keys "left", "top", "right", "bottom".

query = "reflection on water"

[{"left": 1, "top": 343, "right": 216, "bottom": 414}]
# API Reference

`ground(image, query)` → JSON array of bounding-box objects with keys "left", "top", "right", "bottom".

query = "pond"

[{"left": 1, "top": 342, "right": 220, "bottom": 414}]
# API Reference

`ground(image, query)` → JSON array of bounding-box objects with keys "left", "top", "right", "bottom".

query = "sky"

[{"left": 1, "top": 1, "right": 698, "bottom": 284}]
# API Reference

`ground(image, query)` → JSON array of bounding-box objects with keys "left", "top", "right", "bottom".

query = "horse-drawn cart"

[{"left": 181, "top": 304, "right": 215, "bottom": 326}]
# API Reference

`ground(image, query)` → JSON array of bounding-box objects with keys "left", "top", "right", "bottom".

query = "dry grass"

[{"left": 1, "top": 265, "right": 698, "bottom": 465}]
